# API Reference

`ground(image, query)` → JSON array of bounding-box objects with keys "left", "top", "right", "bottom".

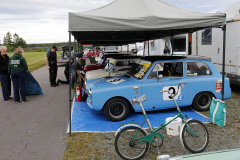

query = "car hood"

[
  {"left": 87, "top": 75, "right": 137, "bottom": 90},
  {"left": 86, "top": 69, "right": 129, "bottom": 80}
]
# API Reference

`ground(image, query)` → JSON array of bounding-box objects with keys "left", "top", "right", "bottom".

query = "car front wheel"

[
  {"left": 104, "top": 98, "right": 129, "bottom": 122},
  {"left": 192, "top": 92, "right": 213, "bottom": 111}
]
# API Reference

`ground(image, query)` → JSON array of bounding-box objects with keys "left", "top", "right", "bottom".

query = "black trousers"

[
  {"left": 49, "top": 65, "right": 58, "bottom": 85},
  {"left": 0, "top": 73, "right": 11, "bottom": 101},
  {"left": 58, "top": 70, "right": 69, "bottom": 84}
]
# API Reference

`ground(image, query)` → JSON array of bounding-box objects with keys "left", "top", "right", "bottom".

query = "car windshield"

[
  {"left": 127, "top": 60, "right": 151, "bottom": 79},
  {"left": 98, "top": 58, "right": 104, "bottom": 65},
  {"left": 104, "top": 58, "right": 115, "bottom": 71}
]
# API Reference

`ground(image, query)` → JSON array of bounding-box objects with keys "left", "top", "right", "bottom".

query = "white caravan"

[
  {"left": 136, "top": 34, "right": 189, "bottom": 56},
  {"left": 191, "top": 1, "right": 240, "bottom": 85}
]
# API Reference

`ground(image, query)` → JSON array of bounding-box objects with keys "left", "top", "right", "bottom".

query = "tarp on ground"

[
  {"left": 69, "top": 0, "right": 226, "bottom": 45},
  {"left": 25, "top": 71, "right": 44, "bottom": 95},
  {"left": 71, "top": 101, "right": 209, "bottom": 132}
]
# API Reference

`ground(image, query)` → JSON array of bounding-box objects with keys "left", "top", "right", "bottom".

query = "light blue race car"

[{"left": 86, "top": 55, "right": 231, "bottom": 122}]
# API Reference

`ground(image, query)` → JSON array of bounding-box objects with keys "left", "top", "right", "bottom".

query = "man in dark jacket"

[
  {"left": 0, "top": 46, "right": 12, "bottom": 102},
  {"left": 45, "top": 46, "right": 58, "bottom": 87}
]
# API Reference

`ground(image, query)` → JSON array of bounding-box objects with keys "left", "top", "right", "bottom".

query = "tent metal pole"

[
  {"left": 74, "top": 38, "right": 76, "bottom": 54},
  {"left": 143, "top": 41, "right": 145, "bottom": 56},
  {"left": 222, "top": 25, "right": 226, "bottom": 100},
  {"left": 196, "top": 31, "right": 198, "bottom": 55},
  {"left": 148, "top": 40, "right": 150, "bottom": 56},
  {"left": 68, "top": 32, "right": 72, "bottom": 136},
  {"left": 78, "top": 42, "right": 80, "bottom": 58},
  {"left": 80, "top": 44, "right": 83, "bottom": 57}
]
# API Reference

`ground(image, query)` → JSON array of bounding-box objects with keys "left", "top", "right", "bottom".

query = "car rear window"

[{"left": 187, "top": 62, "right": 212, "bottom": 76}]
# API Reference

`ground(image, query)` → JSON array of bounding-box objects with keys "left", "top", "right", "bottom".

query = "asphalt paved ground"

[{"left": 0, "top": 66, "right": 69, "bottom": 160}]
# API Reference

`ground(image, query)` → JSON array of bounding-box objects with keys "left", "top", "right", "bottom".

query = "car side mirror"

[{"left": 158, "top": 74, "right": 163, "bottom": 83}]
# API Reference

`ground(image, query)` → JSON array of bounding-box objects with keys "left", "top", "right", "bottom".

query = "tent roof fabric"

[{"left": 69, "top": 0, "right": 226, "bottom": 44}]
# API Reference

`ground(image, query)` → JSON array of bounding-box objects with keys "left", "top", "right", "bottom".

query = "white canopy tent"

[
  {"left": 68, "top": 0, "right": 227, "bottom": 135},
  {"left": 69, "top": 0, "right": 226, "bottom": 45}
]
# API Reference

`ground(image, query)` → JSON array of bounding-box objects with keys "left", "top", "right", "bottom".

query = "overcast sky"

[{"left": 0, "top": 0, "right": 238, "bottom": 44}]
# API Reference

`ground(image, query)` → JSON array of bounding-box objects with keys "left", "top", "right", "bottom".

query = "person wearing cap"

[
  {"left": 8, "top": 47, "right": 28, "bottom": 103},
  {"left": 45, "top": 46, "right": 58, "bottom": 87},
  {"left": 0, "top": 46, "right": 12, "bottom": 102}
]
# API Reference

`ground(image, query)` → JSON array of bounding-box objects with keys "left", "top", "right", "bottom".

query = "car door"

[{"left": 141, "top": 61, "right": 189, "bottom": 110}]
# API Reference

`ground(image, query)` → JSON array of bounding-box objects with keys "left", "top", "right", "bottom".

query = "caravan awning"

[{"left": 68, "top": 0, "right": 226, "bottom": 45}]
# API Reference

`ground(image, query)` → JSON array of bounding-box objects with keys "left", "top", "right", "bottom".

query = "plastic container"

[
  {"left": 165, "top": 117, "right": 182, "bottom": 136},
  {"left": 157, "top": 155, "right": 170, "bottom": 160}
]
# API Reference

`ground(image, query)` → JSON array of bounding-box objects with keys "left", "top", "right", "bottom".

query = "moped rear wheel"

[
  {"left": 181, "top": 120, "right": 209, "bottom": 153},
  {"left": 115, "top": 126, "right": 149, "bottom": 160}
]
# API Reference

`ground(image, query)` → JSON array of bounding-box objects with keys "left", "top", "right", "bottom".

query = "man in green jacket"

[{"left": 9, "top": 47, "right": 28, "bottom": 103}]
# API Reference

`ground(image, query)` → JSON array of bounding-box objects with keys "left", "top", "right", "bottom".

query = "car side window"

[
  {"left": 148, "top": 63, "right": 163, "bottom": 79},
  {"left": 148, "top": 62, "right": 183, "bottom": 79},
  {"left": 187, "top": 62, "right": 212, "bottom": 77}
]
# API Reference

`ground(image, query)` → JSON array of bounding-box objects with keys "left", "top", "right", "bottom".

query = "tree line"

[
  {"left": 2, "top": 32, "right": 27, "bottom": 51},
  {"left": 1, "top": 32, "right": 86, "bottom": 52},
  {"left": 27, "top": 42, "right": 69, "bottom": 48}
]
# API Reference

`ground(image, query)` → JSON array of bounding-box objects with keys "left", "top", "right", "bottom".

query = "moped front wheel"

[
  {"left": 180, "top": 120, "right": 209, "bottom": 153},
  {"left": 115, "top": 126, "right": 149, "bottom": 160}
]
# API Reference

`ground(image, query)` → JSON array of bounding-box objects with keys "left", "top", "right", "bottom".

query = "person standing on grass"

[
  {"left": 8, "top": 47, "right": 28, "bottom": 103},
  {"left": 0, "top": 46, "right": 12, "bottom": 102},
  {"left": 45, "top": 46, "right": 58, "bottom": 87}
]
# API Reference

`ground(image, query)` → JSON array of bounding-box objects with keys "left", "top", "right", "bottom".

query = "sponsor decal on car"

[
  {"left": 163, "top": 86, "right": 181, "bottom": 101},
  {"left": 106, "top": 78, "right": 125, "bottom": 85}
]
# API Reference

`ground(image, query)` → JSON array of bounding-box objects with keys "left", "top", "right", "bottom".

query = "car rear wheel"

[
  {"left": 192, "top": 92, "right": 212, "bottom": 111},
  {"left": 104, "top": 98, "right": 129, "bottom": 122}
]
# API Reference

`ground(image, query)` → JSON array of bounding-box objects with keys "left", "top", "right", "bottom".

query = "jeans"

[
  {"left": 0, "top": 73, "right": 11, "bottom": 101},
  {"left": 11, "top": 71, "right": 26, "bottom": 102}
]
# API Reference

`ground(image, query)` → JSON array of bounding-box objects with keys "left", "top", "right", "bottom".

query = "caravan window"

[
  {"left": 173, "top": 39, "right": 186, "bottom": 52},
  {"left": 187, "top": 62, "right": 212, "bottom": 76}
]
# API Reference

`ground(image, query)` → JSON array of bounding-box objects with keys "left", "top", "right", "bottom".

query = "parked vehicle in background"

[
  {"left": 86, "top": 49, "right": 102, "bottom": 58},
  {"left": 85, "top": 56, "right": 139, "bottom": 83},
  {"left": 103, "top": 46, "right": 119, "bottom": 53},
  {"left": 84, "top": 54, "right": 136, "bottom": 72},
  {"left": 191, "top": 1, "right": 240, "bottom": 85},
  {"left": 57, "top": 46, "right": 73, "bottom": 65},
  {"left": 136, "top": 34, "right": 189, "bottom": 56},
  {"left": 86, "top": 55, "right": 231, "bottom": 121}
]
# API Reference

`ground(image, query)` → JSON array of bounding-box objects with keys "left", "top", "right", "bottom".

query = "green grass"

[
  {"left": 7, "top": 51, "right": 61, "bottom": 72},
  {"left": 62, "top": 133, "right": 106, "bottom": 160},
  {"left": 0, "top": 51, "right": 61, "bottom": 86}
]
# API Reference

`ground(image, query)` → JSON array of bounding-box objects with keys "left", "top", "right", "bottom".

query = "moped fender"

[{"left": 115, "top": 124, "right": 148, "bottom": 136}]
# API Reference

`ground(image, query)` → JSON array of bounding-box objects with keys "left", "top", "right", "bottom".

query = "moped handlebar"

[{"left": 131, "top": 94, "right": 146, "bottom": 106}]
